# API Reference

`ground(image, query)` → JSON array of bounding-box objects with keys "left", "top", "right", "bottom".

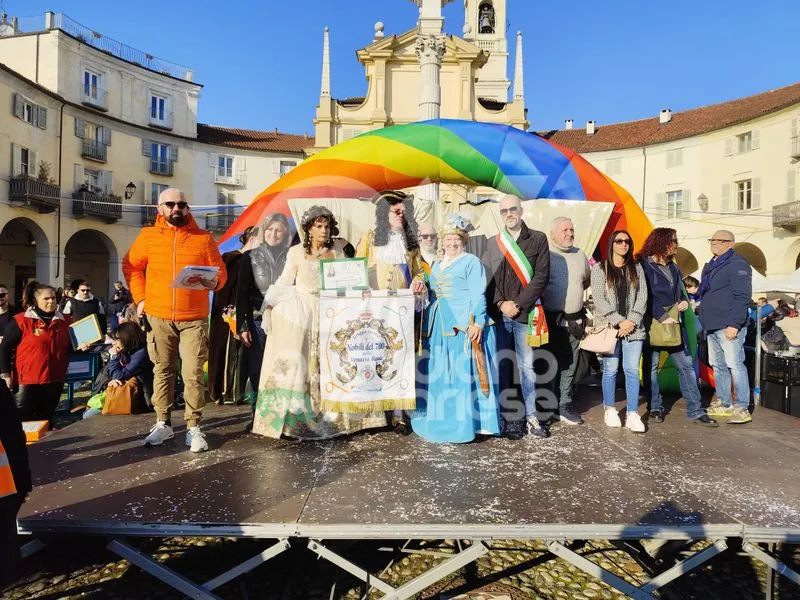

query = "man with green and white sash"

[{"left": 485, "top": 195, "right": 551, "bottom": 439}]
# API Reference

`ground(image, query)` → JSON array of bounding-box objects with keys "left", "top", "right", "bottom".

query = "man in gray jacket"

[{"left": 542, "top": 217, "right": 590, "bottom": 425}]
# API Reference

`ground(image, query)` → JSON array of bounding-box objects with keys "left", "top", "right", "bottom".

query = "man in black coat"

[
  {"left": 0, "top": 283, "right": 18, "bottom": 343},
  {"left": 108, "top": 281, "right": 133, "bottom": 331},
  {"left": 0, "top": 378, "right": 32, "bottom": 589},
  {"left": 62, "top": 279, "right": 106, "bottom": 333},
  {"left": 484, "top": 195, "right": 551, "bottom": 439}
]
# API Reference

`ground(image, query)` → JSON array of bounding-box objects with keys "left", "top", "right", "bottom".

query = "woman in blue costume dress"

[{"left": 412, "top": 215, "right": 501, "bottom": 443}]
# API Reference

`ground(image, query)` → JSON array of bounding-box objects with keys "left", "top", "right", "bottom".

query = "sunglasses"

[
  {"left": 499, "top": 207, "right": 520, "bottom": 215},
  {"left": 0, "top": 292, "right": 7, "bottom": 298},
  {"left": 613, "top": 239, "right": 631, "bottom": 245},
  {"left": 162, "top": 201, "right": 188, "bottom": 210},
  {"left": 419, "top": 234, "right": 438, "bottom": 240},
  {"left": 79, "top": 288, "right": 91, "bottom": 292},
  {"left": 708, "top": 238, "right": 733, "bottom": 243}
]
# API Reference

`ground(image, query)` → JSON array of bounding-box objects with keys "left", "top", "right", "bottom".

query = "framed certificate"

[
  {"left": 319, "top": 258, "right": 368, "bottom": 291},
  {"left": 68, "top": 314, "right": 103, "bottom": 349}
]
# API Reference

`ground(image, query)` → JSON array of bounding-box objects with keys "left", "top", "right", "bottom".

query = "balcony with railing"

[
  {"left": 214, "top": 172, "right": 247, "bottom": 187},
  {"left": 8, "top": 175, "right": 61, "bottom": 213},
  {"left": 149, "top": 110, "right": 174, "bottom": 131},
  {"left": 82, "top": 86, "right": 108, "bottom": 111},
  {"left": 774, "top": 201, "right": 800, "bottom": 231},
  {"left": 149, "top": 159, "right": 174, "bottom": 176},
  {"left": 141, "top": 204, "right": 158, "bottom": 226},
  {"left": 205, "top": 212, "right": 238, "bottom": 233},
  {"left": 81, "top": 139, "right": 107, "bottom": 162},
  {"left": 48, "top": 13, "right": 194, "bottom": 81},
  {"left": 72, "top": 188, "right": 122, "bottom": 222}
]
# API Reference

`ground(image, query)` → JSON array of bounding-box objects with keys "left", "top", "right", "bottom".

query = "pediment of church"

[{"left": 357, "top": 29, "right": 487, "bottom": 65}]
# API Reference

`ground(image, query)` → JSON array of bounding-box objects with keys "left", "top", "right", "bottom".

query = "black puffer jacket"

[{"left": 236, "top": 244, "right": 290, "bottom": 333}]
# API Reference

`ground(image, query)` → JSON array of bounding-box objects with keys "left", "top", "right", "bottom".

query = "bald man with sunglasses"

[{"left": 123, "top": 188, "right": 227, "bottom": 451}]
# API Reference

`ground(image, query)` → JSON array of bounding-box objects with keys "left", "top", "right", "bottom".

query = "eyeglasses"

[
  {"left": 499, "top": 207, "right": 520, "bottom": 215},
  {"left": 419, "top": 234, "right": 438, "bottom": 240},
  {"left": 162, "top": 201, "right": 188, "bottom": 210},
  {"left": 79, "top": 288, "right": 91, "bottom": 292},
  {"left": 613, "top": 239, "right": 631, "bottom": 245},
  {"left": 708, "top": 238, "right": 733, "bottom": 243}
]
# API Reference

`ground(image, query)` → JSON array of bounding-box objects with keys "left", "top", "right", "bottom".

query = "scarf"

[{"left": 697, "top": 249, "right": 735, "bottom": 299}]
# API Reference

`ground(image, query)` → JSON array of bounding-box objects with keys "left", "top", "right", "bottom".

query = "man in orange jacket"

[{"left": 122, "top": 188, "right": 226, "bottom": 452}]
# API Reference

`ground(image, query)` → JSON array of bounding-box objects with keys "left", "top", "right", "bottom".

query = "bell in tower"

[
  {"left": 463, "top": 0, "right": 509, "bottom": 102},
  {"left": 478, "top": 2, "right": 495, "bottom": 34}
]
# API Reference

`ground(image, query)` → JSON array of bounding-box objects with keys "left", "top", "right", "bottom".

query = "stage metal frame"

[{"left": 18, "top": 521, "right": 800, "bottom": 599}]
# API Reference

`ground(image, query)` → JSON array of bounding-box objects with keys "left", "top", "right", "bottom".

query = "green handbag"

[{"left": 649, "top": 304, "right": 681, "bottom": 347}]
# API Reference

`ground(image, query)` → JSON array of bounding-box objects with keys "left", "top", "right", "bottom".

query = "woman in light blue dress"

[{"left": 411, "top": 215, "right": 501, "bottom": 443}]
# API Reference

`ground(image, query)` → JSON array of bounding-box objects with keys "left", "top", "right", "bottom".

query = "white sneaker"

[
  {"left": 186, "top": 426, "right": 208, "bottom": 453},
  {"left": 625, "top": 412, "right": 646, "bottom": 433},
  {"left": 143, "top": 421, "right": 174, "bottom": 446},
  {"left": 604, "top": 407, "right": 622, "bottom": 428}
]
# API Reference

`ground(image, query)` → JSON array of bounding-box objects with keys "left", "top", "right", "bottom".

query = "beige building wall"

[{"left": 578, "top": 106, "right": 800, "bottom": 278}]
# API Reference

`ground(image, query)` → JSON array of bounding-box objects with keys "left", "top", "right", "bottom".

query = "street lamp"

[{"left": 124, "top": 181, "right": 137, "bottom": 200}]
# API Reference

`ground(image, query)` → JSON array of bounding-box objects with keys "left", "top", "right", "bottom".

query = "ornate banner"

[{"left": 319, "top": 290, "right": 416, "bottom": 413}]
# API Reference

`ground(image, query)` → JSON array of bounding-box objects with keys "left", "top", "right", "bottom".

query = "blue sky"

[{"left": 7, "top": 0, "right": 797, "bottom": 135}]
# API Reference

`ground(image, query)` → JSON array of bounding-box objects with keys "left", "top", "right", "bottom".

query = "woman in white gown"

[{"left": 252, "top": 206, "right": 387, "bottom": 439}]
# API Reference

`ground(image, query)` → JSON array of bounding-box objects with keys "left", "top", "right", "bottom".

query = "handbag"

[
  {"left": 649, "top": 304, "right": 682, "bottom": 347},
  {"left": 579, "top": 325, "right": 618, "bottom": 354},
  {"left": 102, "top": 379, "right": 144, "bottom": 415}
]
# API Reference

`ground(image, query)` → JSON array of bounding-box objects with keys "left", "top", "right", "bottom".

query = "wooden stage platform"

[{"left": 16, "top": 393, "right": 800, "bottom": 599}]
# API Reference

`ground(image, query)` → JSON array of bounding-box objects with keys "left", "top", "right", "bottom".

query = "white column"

[
  {"left": 414, "top": 34, "right": 446, "bottom": 224},
  {"left": 513, "top": 31, "right": 525, "bottom": 101}
]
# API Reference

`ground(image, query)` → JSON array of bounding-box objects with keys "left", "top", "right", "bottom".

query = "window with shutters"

[
  {"left": 82, "top": 69, "right": 107, "bottom": 109},
  {"left": 149, "top": 93, "right": 172, "bottom": 128},
  {"left": 214, "top": 155, "right": 245, "bottom": 185},
  {"left": 736, "top": 179, "right": 753, "bottom": 210},
  {"left": 78, "top": 121, "right": 109, "bottom": 162},
  {"left": 22, "top": 100, "right": 34, "bottom": 125},
  {"left": 13, "top": 94, "right": 47, "bottom": 129},
  {"left": 279, "top": 161, "right": 296, "bottom": 177},
  {"left": 151, "top": 183, "right": 168, "bottom": 204},
  {"left": 666, "top": 149, "right": 683, "bottom": 168},
  {"left": 147, "top": 142, "right": 175, "bottom": 176},
  {"left": 605, "top": 159, "right": 622, "bottom": 176},
  {"left": 84, "top": 168, "right": 102, "bottom": 193},
  {"left": 217, "top": 155, "right": 234, "bottom": 179},
  {"left": 20, "top": 147, "right": 30, "bottom": 176},
  {"left": 666, "top": 190, "right": 683, "bottom": 218},
  {"left": 737, "top": 132, "right": 753, "bottom": 154}
]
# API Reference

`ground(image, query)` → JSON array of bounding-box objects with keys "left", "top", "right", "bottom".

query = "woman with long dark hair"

[
  {"left": 0, "top": 282, "right": 71, "bottom": 428},
  {"left": 636, "top": 228, "right": 717, "bottom": 426},
  {"left": 590, "top": 231, "right": 648, "bottom": 432},
  {"left": 236, "top": 213, "right": 294, "bottom": 429},
  {"left": 208, "top": 226, "right": 259, "bottom": 405},
  {"left": 253, "top": 206, "right": 387, "bottom": 439}
]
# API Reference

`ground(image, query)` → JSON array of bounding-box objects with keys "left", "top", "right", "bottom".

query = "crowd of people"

[
  {"left": 0, "top": 188, "right": 762, "bottom": 457},
  {"left": 0, "top": 186, "right": 774, "bottom": 586}
]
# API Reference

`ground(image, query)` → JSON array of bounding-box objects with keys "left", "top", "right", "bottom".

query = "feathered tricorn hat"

[{"left": 439, "top": 214, "right": 472, "bottom": 243}]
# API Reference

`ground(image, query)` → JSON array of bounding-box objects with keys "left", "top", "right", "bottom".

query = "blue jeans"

[
  {"left": 707, "top": 327, "right": 750, "bottom": 409},
  {"left": 601, "top": 338, "right": 643, "bottom": 414},
  {"left": 649, "top": 347, "right": 706, "bottom": 419},
  {"left": 499, "top": 316, "right": 537, "bottom": 420}
]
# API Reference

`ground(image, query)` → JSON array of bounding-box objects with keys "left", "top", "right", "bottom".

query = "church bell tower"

[{"left": 462, "top": 0, "right": 510, "bottom": 102}]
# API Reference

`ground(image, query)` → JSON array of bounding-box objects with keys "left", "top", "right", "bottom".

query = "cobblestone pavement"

[{"left": 3, "top": 536, "right": 799, "bottom": 599}]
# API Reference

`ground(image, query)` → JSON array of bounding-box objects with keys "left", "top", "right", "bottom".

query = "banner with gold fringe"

[{"left": 319, "top": 290, "right": 416, "bottom": 413}]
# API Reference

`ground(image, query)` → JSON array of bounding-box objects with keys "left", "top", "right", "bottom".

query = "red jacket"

[
  {"left": 8, "top": 308, "right": 71, "bottom": 385},
  {"left": 122, "top": 214, "right": 226, "bottom": 321}
]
